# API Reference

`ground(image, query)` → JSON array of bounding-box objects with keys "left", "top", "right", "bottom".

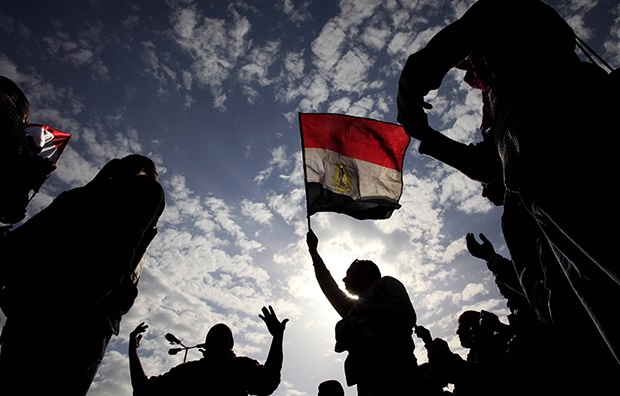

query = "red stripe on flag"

[
  {"left": 300, "top": 113, "right": 409, "bottom": 171},
  {"left": 46, "top": 126, "right": 71, "bottom": 156},
  {"left": 27, "top": 123, "right": 71, "bottom": 157}
]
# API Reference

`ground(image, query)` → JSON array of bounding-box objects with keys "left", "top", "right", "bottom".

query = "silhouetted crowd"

[{"left": 1, "top": 0, "right": 618, "bottom": 395}]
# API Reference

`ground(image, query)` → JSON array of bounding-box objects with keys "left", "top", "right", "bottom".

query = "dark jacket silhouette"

[
  {"left": 397, "top": 0, "right": 619, "bottom": 375},
  {"left": 0, "top": 154, "right": 165, "bottom": 396}
]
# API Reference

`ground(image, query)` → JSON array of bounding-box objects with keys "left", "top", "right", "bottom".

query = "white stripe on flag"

[{"left": 304, "top": 147, "right": 403, "bottom": 201}]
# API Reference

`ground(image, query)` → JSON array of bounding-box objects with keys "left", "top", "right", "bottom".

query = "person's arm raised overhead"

[
  {"left": 128, "top": 322, "right": 149, "bottom": 395},
  {"left": 307, "top": 229, "right": 354, "bottom": 318},
  {"left": 257, "top": 305, "right": 289, "bottom": 395},
  {"left": 260, "top": 305, "right": 288, "bottom": 372}
]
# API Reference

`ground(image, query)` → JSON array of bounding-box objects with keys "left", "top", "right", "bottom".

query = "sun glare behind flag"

[{"left": 299, "top": 113, "right": 410, "bottom": 220}]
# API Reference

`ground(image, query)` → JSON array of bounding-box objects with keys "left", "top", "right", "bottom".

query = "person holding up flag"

[
  {"left": 299, "top": 111, "right": 415, "bottom": 394},
  {"left": 306, "top": 229, "right": 418, "bottom": 396}
]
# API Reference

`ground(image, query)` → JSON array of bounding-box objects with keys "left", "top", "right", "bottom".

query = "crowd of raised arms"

[{"left": 0, "top": 0, "right": 618, "bottom": 395}]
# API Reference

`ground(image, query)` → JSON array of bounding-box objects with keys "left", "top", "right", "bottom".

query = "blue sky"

[{"left": 1, "top": 1, "right": 618, "bottom": 395}]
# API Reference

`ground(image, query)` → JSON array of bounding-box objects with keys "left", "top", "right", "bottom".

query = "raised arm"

[
  {"left": 466, "top": 232, "right": 526, "bottom": 303},
  {"left": 248, "top": 305, "right": 289, "bottom": 395},
  {"left": 415, "top": 325, "right": 433, "bottom": 347},
  {"left": 128, "top": 322, "right": 149, "bottom": 395},
  {"left": 307, "top": 229, "right": 354, "bottom": 318},
  {"left": 259, "top": 306, "right": 289, "bottom": 373}
]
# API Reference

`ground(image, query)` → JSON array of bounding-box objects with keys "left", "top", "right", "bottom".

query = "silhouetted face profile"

[
  {"left": 481, "top": 181, "right": 504, "bottom": 206},
  {"left": 342, "top": 260, "right": 380, "bottom": 296},
  {"left": 456, "top": 310, "right": 480, "bottom": 349},
  {"left": 204, "top": 323, "right": 234, "bottom": 354}
]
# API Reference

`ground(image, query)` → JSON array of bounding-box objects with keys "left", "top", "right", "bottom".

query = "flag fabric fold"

[
  {"left": 25, "top": 123, "right": 71, "bottom": 165},
  {"left": 299, "top": 113, "right": 410, "bottom": 220}
]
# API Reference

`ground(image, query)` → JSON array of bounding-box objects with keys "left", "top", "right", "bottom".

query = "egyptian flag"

[
  {"left": 24, "top": 123, "right": 71, "bottom": 165},
  {"left": 300, "top": 113, "right": 410, "bottom": 220}
]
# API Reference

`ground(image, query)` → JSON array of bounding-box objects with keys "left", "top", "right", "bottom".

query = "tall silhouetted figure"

[
  {"left": 0, "top": 76, "right": 55, "bottom": 225},
  {"left": 129, "top": 306, "right": 288, "bottom": 396},
  {"left": 307, "top": 229, "right": 417, "bottom": 396},
  {"left": 0, "top": 154, "right": 165, "bottom": 396},
  {"left": 397, "top": 0, "right": 619, "bottom": 372}
]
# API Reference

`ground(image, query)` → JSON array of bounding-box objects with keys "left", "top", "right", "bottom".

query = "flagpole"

[{"left": 299, "top": 112, "right": 312, "bottom": 232}]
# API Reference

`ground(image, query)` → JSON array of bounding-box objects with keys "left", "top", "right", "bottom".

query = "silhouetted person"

[
  {"left": 307, "top": 229, "right": 417, "bottom": 396},
  {"left": 0, "top": 76, "right": 55, "bottom": 224},
  {"left": 0, "top": 154, "right": 165, "bottom": 396},
  {"left": 129, "top": 306, "right": 288, "bottom": 396},
  {"left": 466, "top": 231, "right": 614, "bottom": 394},
  {"left": 397, "top": 0, "right": 619, "bottom": 368},
  {"left": 416, "top": 311, "right": 509, "bottom": 396},
  {"left": 318, "top": 380, "right": 345, "bottom": 396}
]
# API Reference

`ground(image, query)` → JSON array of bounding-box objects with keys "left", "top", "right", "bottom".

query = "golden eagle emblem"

[{"left": 332, "top": 161, "right": 352, "bottom": 194}]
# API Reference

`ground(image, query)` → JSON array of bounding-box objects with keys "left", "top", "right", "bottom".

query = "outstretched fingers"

[
  {"left": 130, "top": 322, "right": 149, "bottom": 348},
  {"left": 259, "top": 305, "right": 289, "bottom": 337}
]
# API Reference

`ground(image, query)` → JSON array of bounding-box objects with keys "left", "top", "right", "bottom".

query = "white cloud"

[
  {"left": 168, "top": 3, "right": 252, "bottom": 110},
  {"left": 327, "top": 97, "right": 351, "bottom": 114},
  {"left": 254, "top": 145, "right": 290, "bottom": 184},
  {"left": 461, "top": 282, "right": 489, "bottom": 301},
  {"left": 361, "top": 24, "right": 392, "bottom": 51},
  {"left": 282, "top": 50, "right": 306, "bottom": 80},
  {"left": 205, "top": 197, "right": 265, "bottom": 254},
  {"left": 281, "top": 0, "right": 312, "bottom": 24},
  {"left": 121, "top": 15, "right": 140, "bottom": 30},
  {"left": 438, "top": 169, "right": 491, "bottom": 214},
  {"left": 267, "top": 188, "right": 305, "bottom": 225},
  {"left": 332, "top": 47, "right": 373, "bottom": 93},
  {"left": 239, "top": 39, "right": 281, "bottom": 88},
  {"left": 241, "top": 199, "right": 274, "bottom": 225},
  {"left": 604, "top": 3, "right": 620, "bottom": 68},
  {"left": 387, "top": 25, "right": 443, "bottom": 58},
  {"left": 311, "top": 20, "right": 346, "bottom": 71}
]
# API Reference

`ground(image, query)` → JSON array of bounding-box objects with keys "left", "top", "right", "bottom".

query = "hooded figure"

[{"left": 0, "top": 154, "right": 165, "bottom": 396}]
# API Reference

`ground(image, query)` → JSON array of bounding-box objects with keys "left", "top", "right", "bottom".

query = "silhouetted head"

[
  {"left": 93, "top": 154, "right": 159, "bottom": 185},
  {"left": 477, "top": 310, "right": 501, "bottom": 340},
  {"left": 456, "top": 310, "right": 480, "bottom": 349},
  {"left": 318, "top": 380, "right": 344, "bottom": 396},
  {"left": 0, "top": 76, "right": 29, "bottom": 124},
  {"left": 117, "top": 154, "right": 158, "bottom": 181},
  {"left": 204, "top": 323, "right": 234, "bottom": 355},
  {"left": 343, "top": 259, "right": 381, "bottom": 296}
]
